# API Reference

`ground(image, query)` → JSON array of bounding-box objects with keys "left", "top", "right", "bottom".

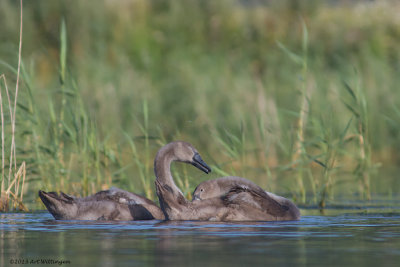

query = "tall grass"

[
  {"left": 0, "top": 0, "right": 399, "bottom": 209},
  {"left": 342, "top": 79, "right": 372, "bottom": 200},
  {"left": 277, "top": 18, "right": 310, "bottom": 203},
  {"left": 0, "top": 0, "right": 27, "bottom": 212}
]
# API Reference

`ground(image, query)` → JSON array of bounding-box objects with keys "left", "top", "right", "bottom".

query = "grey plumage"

[
  {"left": 38, "top": 187, "right": 165, "bottom": 221},
  {"left": 193, "top": 177, "right": 300, "bottom": 220},
  {"left": 155, "top": 141, "right": 300, "bottom": 221}
]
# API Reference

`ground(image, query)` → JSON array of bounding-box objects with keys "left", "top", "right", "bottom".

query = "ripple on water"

[{"left": 1, "top": 210, "right": 400, "bottom": 266}]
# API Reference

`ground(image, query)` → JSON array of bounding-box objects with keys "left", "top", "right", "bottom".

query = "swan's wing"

[
  {"left": 59, "top": 191, "right": 77, "bottom": 202},
  {"left": 107, "top": 187, "right": 155, "bottom": 205},
  {"left": 81, "top": 187, "right": 157, "bottom": 206},
  {"left": 222, "top": 186, "right": 289, "bottom": 218}
]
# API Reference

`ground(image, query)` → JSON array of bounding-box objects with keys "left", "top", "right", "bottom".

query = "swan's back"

[{"left": 82, "top": 187, "right": 159, "bottom": 206}]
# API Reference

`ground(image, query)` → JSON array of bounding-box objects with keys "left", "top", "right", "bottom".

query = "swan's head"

[
  {"left": 166, "top": 141, "right": 212, "bottom": 174},
  {"left": 192, "top": 179, "right": 222, "bottom": 201}
]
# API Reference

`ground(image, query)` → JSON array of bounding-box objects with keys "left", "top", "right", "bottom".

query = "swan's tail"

[{"left": 38, "top": 190, "right": 76, "bottom": 220}]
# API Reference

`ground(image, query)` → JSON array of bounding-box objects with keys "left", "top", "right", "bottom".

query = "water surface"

[{"left": 1, "top": 210, "right": 400, "bottom": 266}]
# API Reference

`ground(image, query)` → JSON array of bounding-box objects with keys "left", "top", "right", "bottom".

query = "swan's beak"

[
  {"left": 192, "top": 195, "right": 201, "bottom": 201},
  {"left": 192, "top": 153, "right": 212, "bottom": 174}
]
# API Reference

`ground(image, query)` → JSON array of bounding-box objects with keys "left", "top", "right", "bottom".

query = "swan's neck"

[{"left": 154, "top": 146, "right": 183, "bottom": 196}]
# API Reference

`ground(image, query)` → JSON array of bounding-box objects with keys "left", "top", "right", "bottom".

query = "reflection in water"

[{"left": 1, "top": 211, "right": 400, "bottom": 266}]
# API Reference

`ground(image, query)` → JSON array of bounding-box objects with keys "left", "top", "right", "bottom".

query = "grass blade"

[{"left": 60, "top": 18, "right": 67, "bottom": 85}]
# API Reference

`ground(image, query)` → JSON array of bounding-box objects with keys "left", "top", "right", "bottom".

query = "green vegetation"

[{"left": 1, "top": 0, "right": 399, "bottom": 210}]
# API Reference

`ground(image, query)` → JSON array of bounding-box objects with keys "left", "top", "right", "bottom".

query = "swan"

[
  {"left": 154, "top": 141, "right": 300, "bottom": 221},
  {"left": 39, "top": 187, "right": 165, "bottom": 221},
  {"left": 192, "top": 176, "right": 300, "bottom": 220}
]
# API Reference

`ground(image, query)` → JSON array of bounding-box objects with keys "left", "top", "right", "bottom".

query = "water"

[{"left": 1, "top": 210, "right": 400, "bottom": 267}]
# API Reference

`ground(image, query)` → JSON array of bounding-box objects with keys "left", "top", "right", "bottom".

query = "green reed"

[{"left": 0, "top": 0, "right": 399, "bottom": 208}]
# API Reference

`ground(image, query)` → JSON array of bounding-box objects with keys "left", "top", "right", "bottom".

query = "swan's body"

[
  {"left": 39, "top": 187, "right": 164, "bottom": 221},
  {"left": 155, "top": 141, "right": 300, "bottom": 221},
  {"left": 192, "top": 177, "right": 300, "bottom": 220}
]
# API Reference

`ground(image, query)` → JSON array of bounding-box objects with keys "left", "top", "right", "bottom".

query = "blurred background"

[{"left": 0, "top": 0, "right": 399, "bottom": 209}]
